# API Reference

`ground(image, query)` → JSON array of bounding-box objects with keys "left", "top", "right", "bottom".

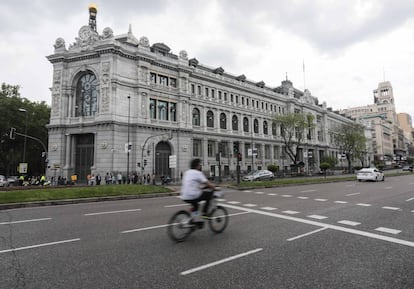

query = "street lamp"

[
  {"left": 127, "top": 95, "right": 131, "bottom": 182},
  {"left": 18, "top": 108, "right": 28, "bottom": 163}
]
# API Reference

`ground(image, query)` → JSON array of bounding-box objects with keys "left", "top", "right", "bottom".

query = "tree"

[
  {"left": 0, "top": 83, "right": 50, "bottom": 176},
  {"left": 331, "top": 123, "right": 366, "bottom": 173},
  {"left": 320, "top": 156, "right": 338, "bottom": 169},
  {"left": 273, "top": 112, "right": 315, "bottom": 167}
]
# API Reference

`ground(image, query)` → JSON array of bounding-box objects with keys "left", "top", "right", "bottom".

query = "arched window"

[
  {"left": 272, "top": 122, "right": 277, "bottom": 136},
  {"left": 254, "top": 119, "right": 259, "bottom": 133},
  {"left": 263, "top": 121, "right": 268, "bottom": 135},
  {"left": 232, "top": 115, "right": 238, "bottom": 131},
  {"left": 243, "top": 117, "right": 249, "bottom": 132},
  {"left": 220, "top": 113, "right": 227, "bottom": 129},
  {"left": 192, "top": 108, "right": 200, "bottom": 126},
  {"left": 76, "top": 72, "right": 98, "bottom": 117},
  {"left": 207, "top": 110, "right": 214, "bottom": 128}
]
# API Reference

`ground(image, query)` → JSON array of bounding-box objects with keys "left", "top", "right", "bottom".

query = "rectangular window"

[
  {"left": 193, "top": 139, "right": 202, "bottom": 157},
  {"left": 273, "top": 146, "right": 279, "bottom": 159},
  {"left": 150, "top": 73, "right": 157, "bottom": 84},
  {"left": 224, "top": 92, "right": 228, "bottom": 101},
  {"left": 159, "top": 75, "right": 168, "bottom": 86},
  {"left": 255, "top": 144, "right": 261, "bottom": 158},
  {"left": 231, "top": 94, "right": 234, "bottom": 102},
  {"left": 261, "top": 102, "right": 264, "bottom": 109},
  {"left": 170, "top": 78, "right": 177, "bottom": 88},
  {"left": 197, "top": 85, "right": 201, "bottom": 95},
  {"left": 265, "top": 145, "right": 271, "bottom": 159},
  {"left": 191, "top": 84, "right": 195, "bottom": 94},
  {"left": 241, "top": 97, "right": 244, "bottom": 105},
  {"left": 219, "top": 141, "right": 229, "bottom": 157},
  {"left": 157, "top": 100, "right": 168, "bottom": 120},
  {"left": 205, "top": 87, "right": 209, "bottom": 97},
  {"left": 244, "top": 143, "right": 251, "bottom": 158},
  {"left": 247, "top": 98, "right": 250, "bottom": 106},
  {"left": 236, "top": 95, "right": 239, "bottom": 104},
  {"left": 169, "top": 103, "right": 177, "bottom": 122},
  {"left": 218, "top": 91, "right": 222, "bottom": 100},
  {"left": 149, "top": 99, "right": 156, "bottom": 119},
  {"left": 208, "top": 140, "right": 216, "bottom": 157},
  {"left": 211, "top": 89, "right": 215, "bottom": 98}
]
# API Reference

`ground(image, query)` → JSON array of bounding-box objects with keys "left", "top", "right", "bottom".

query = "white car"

[
  {"left": 242, "top": 170, "right": 274, "bottom": 181},
  {"left": 356, "top": 168, "right": 384, "bottom": 182},
  {"left": 0, "top": 175, "right": 9, "bottom": 187}
]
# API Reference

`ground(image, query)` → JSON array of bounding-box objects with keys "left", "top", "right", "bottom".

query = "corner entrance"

[
  {"left": 155, "top": 141, "right": 171, "bottom": 177},
  {"left": 74, "top": 134, "right": 94, "bottom": 181}
]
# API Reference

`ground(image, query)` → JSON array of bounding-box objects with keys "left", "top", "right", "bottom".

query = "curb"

[{"left": 0, "top": 192, "right": 180, "bottom": 211}]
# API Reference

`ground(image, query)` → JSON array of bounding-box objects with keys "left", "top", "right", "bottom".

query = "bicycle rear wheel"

[
  {"left": 208, "top": 206, "right": 229, "bottom": 233},
  {"left": 167, "top": 210, "right": 193, "bottom": 242}
]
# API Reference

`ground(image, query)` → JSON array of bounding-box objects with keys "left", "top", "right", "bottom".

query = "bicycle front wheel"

[
  {"left": 208, "top": 206, "right": 229, "bottom": 233},
  {"left": 167, "top": 210, "right": 193, "bottom": 242}
]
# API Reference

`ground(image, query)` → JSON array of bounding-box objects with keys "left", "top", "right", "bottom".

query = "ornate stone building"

[{"left": 46, "top": 6, "right": 356, "bottom": 181}]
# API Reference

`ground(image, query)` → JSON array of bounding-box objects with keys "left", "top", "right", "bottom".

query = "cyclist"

[{"left": 181, "top": 158, "right": 216, "bottom": 221}]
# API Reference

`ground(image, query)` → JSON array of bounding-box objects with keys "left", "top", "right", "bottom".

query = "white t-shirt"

[{"left": 181, "top": 169, "right": 208, "bottom": 200}]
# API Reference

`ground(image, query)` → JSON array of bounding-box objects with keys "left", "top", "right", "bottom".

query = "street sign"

[
  {"left": 125, "top": 142, "right": 132, "bottom": 153},
  {"left": 169, "top": 155, "right": 177, "bottom": 168},
  {"left": 18, "top": 163, "right": 28, "bottom": 174},
  {"left": 248, "top": 148, "right": 258, "bottom": 157}
]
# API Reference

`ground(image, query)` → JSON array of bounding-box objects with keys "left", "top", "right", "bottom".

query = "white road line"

[
  {"left": 406, "top": 197, "right": 414, "bottom": 202},
  {"left": 164, "top": 204, "right": 189, "bottom": 208},
  {"left": 84, "top": 208, "right": 142, "bottom": 216},
  {"left": 0, "top": 238, "right": 80, "bottom": 254},
  {"left": 375, "top": 227, "right": 401, "bottom": 235},
  {"left": 243, "top": 190, "right": 252, "bottom": 193},
  {"left": 300, "top": 189, "right": 316, "bottom": 193},
  {"left": 267, "top": 193, "right": 277, "bottom": 196},
  {"left": 287, "top": 227, "right": 328, "bottom": 241},
  {"left": 243, "top": 204, "right": 257, "bottom": 207},
  {"left": 282, "top": 210, "right": 300, "bottom": 215},
  {"left": 356, "top": 203, "right": 372, "bottom": 207},
  {"left": 382, "top": 206, "right": 400, "bottom": 211},
  {"left": 220, "top": 204, "right": 414, "bottom": 248},
  {"left": 297, "top": 196, "right": 309, "bottom": 199},
  {"left": 384, "top": 187, "right": 392, "bottom": 190},
  {"left": 216, "top": 199, "right": 226, "bottom": 202},
  {"left": 337, "top": 220, "right": 361, "bottom": 226},
  {"left": 334, "top": 201, "right": 348, "bottom": 204},
  {"left": 180, "top": 248, "right": 263, "bottom": 276},
  {"left": 227, "top": 201, "right": 241, "bottom": 204},
  {"left": 346, "top": 192, "right": 360, "bottom": 196},
  {"left": 255, "top": 192, "right": 264, "bottom": 194},
  {"left": 0, "top": 218, "right": 52, "bottom": 225},
  {"left": 122, "top": 212, "right": 250, "bottom": 234},
  {"left": 260, "top": 207, "right": 277, "bottom": 211},
  {"left": 281, "top": 195, "right": 292, "bottom": 198},
  {"left": 314, "top": 198, "right": 328, "bottom": 202},
  {"left": 307, "top": 215, "right": 328, "bottom": 220}
]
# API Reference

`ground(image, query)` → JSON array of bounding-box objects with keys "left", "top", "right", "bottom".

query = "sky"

[{"left": 1, "top": 0, "right": 414, "bottom": 120}]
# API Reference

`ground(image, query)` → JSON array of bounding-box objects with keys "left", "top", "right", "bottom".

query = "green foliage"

[
  {"left": 319, "top": 162, "right": 330, "bottom": 171},
  {"left": 0, "top": 83, "right": 51, "bottom": 176},
  {"left": 321, "top": 156, "right": 338, "bottom": 168},
  {"left": 273, "top": 112, "right": 315, "bottom": 165},
  {"left": 267, "top": 164, "right": 279, "bottom": 173}
]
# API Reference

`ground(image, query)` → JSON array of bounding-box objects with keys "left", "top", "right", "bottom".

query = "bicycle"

[{"left": 167, "top": 190, "right": 229, "bottom": 242}]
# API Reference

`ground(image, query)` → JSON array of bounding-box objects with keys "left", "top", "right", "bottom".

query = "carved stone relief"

[
  {"left": 52, "top": 70, "right": 62, "bottom": 116},
  {"left": 101, "top": 62, "right": 111, "bottom": 112}
]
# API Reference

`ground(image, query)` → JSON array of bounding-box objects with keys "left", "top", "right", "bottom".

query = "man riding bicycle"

[{"left": 181, "top": 158, "right": 216, "bottom": 221}]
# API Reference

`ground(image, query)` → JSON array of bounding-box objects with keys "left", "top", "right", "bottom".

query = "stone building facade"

[{"left": 46, "top": 7, "right": 357, "bottom": 181}]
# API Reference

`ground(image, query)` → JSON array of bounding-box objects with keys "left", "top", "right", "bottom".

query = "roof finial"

[
  {"left": 285, "top": 72, "right": 288, "bottom": 81},
  {"left": 128, "top": 24, "right": 132, "bottom": 35}
]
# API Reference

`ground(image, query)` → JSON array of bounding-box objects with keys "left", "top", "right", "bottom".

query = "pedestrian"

[
  {"left": 117, "top": 172, "right": 122, "bottom": 184},
  {"left": 147, "top": 173, "right": 151, "bottom": 184},
  {"left": 96, "top": 174, "right": 101, "bottom": 185}
]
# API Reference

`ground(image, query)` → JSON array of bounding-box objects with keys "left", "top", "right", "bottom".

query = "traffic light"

[
  {"left": 233, "top": 141, "right": 239, "bottom": 154},
  {"left": 9, "top": 128, "right": 16, "bottom": 140},
  {"left": 144, "top": 159, "right": 147, "bottom": 166},
  {"left": 237, "top": 153, "right": 242, "bottom": 161}
]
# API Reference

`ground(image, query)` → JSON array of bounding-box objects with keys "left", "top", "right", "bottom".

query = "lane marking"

[
  {"left": 260, "top": 207, "right": 277, "bottom": 211},
  {"left": 281, "top": 195, "right": 292, "bottom": 198},
  {"left": 300, "top": 189, "right": 316, "bottom": 193},
  {"left": 243, "top": 190, "right": 252, "bottom": 193},
  {"left": 297, "top": 196, "right": 309, "bottom": 199},
  {"left": 375, "top": 227, "right": 401, "bottom": 235},
  {"left": 243, "top": 204, "right": 257, "bottom": 207},
  {"left": 255, "top": 192, "right": 264, "bottom": 195},
  {"left": 0, "top": 218, "right": 52, "bottom": 225},
  {"left": 227, "top": 201, "right": 241, "bottom": 204},
  {"left": 314, "top": 198, "right": 328, "bottom": 202},
  {"left": 346, "top": 192, "right": 360, "bottom": 196},
  {"left": 307, "top": 215, "right": 328, "bottom": 220},
  {"left": 384, "top": 187, "right": 392, "bottom": 190},
  {"left": 216, "top": 199, "right": 226, "bottom": 202},
  {"left": 84, "top": 208, "right": 142, "bottom": 216},
  {"left": 334, "top": 201, "right": 348, "bottom": 204},
  {"left": 220, "top": 204, "right": 414, "bottom": 248},
  {"left": 406, "top": 197, "right": 414, "bottom": 202},
  {"left": 267, "top": 193, "right": 277, "bottom": 196},
  {"left": 121, "top": 212, "right": 250, "bottom": 234},
  {"left": 282, "top": 210, "right": 300, "bottom": 215},
  {"left": 287, "top": 227, "right": 328, "bottom": 241},
  {"left": 0, "top": 238, "right": 80, "bottom": 254},
  {"left": 382, "top": 206, "right": 400, "bottom": 211},
  {"left": 356, "top": 203, "right": 372, "bottom": 207},
  {"left": 180, "top": 248, "right": 263, "bottom": 276},
  {"left": 164, "top": 204, "right": 189, "bottom": 208},
  {"left": 338, "top": 220, "right": 361, "bottom": 226}
]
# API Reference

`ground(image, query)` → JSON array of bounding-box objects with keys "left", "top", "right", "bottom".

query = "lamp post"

[
  {"left": 18, "top": 108, "right": 28, "bottom": 163},
  {"left": 127, "top": 95, "right": 131, "bottom": 182}
]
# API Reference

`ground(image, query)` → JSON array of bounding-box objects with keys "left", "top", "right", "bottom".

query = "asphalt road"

[{"left": 1, "top": 174, "right": 413, "bottom": 289}]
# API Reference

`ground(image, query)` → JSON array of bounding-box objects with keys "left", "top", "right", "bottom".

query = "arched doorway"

[
  {"left": 155, "top": 141, "right": 171, "bottom": 177},
  {"left": 74, "top": 134, "right": 94, "bottom": 181}
]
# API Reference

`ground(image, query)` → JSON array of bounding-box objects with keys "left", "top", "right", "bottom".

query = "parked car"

[
  {"left": 242, "top": 170, "right": 274, "bottom": 181},
  {"left": 356, "top": 168, "right": 384, "bottom": 182},
  {"left": 0, "top": 175, "right": 9, "bottom": 187},
  {"left": 402, "top": 166, "right": 413, "bottom": 172},
  {"left": 7, "top": 176, "right": 18, "bottom": 186}
]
